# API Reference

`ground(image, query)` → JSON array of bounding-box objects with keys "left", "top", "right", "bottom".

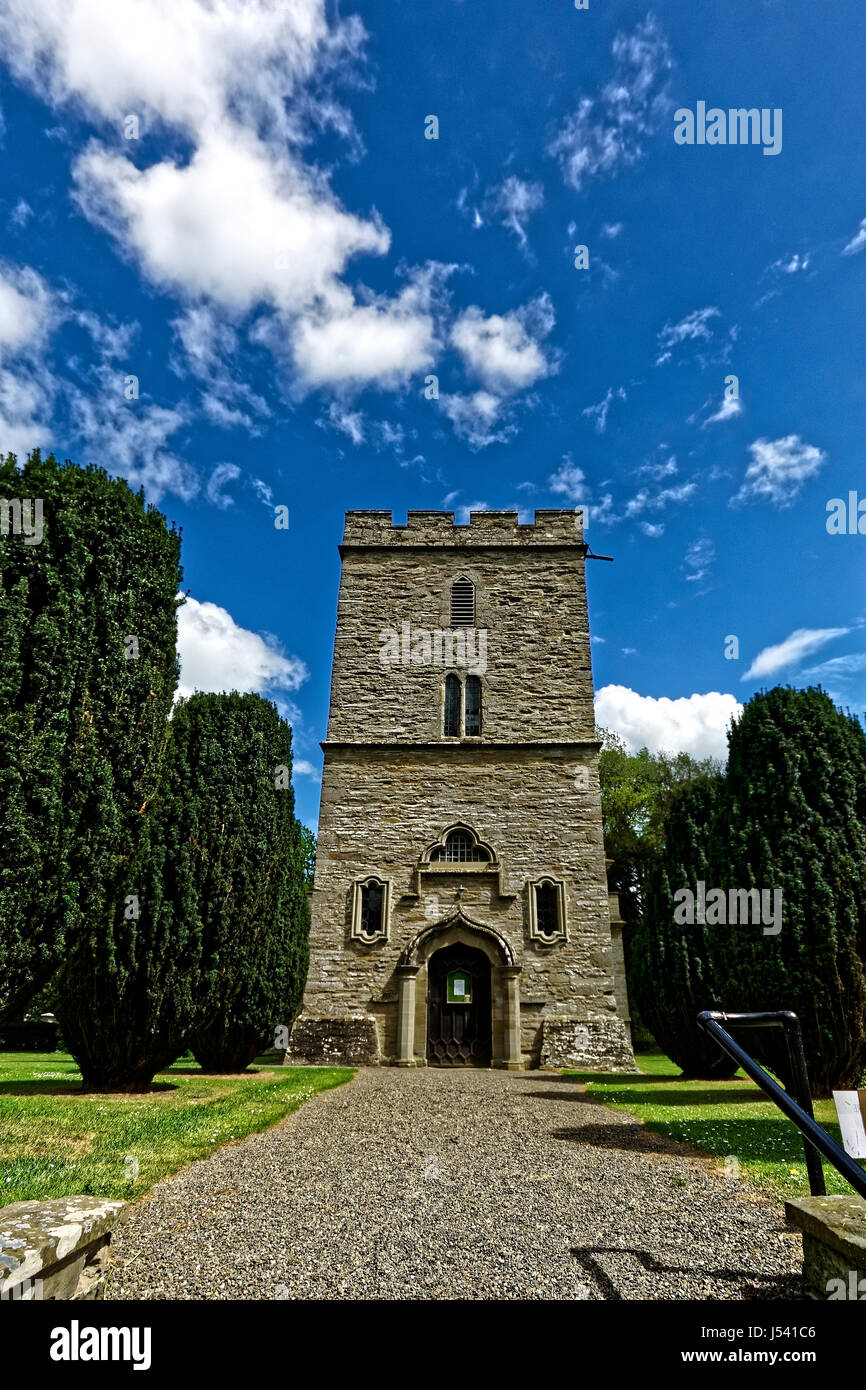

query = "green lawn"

[
  {"left": 0, "top": 1052, "right": 353, "bottom": 1205},
  {"left": 566, "top": 1050, "right": 866, "bottom": 1199}
]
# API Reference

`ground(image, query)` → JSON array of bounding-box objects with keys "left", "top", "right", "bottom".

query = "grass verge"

[
  {"left": 0, "top": 1052, "right": 353, "bottom": 1204},
  {"left": 565, "top": 1050, "right": 865, "bottom": 1200}
]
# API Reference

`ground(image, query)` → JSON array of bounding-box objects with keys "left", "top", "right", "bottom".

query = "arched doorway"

[{"left": 426, "top": 942, "right": 492, "bottom": 1066}]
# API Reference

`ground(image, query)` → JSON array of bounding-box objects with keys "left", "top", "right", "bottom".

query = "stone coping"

[
  {"left": 0, "top": 1197, "right": 127, "bottom": 1297},
  {"left": 785, "top": 1194, "right": 866, "bottom": 1267}
]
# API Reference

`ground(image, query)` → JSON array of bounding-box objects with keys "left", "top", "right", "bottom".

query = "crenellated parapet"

[{"left": 341, "top": 508, "right": 585, "bottom": 548}]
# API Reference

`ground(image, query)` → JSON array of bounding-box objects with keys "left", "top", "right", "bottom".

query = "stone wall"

[
  {"left": 288, "top": 1016, "right": 379, "bottom": 1066},
  {"left": 786, "top": 1195, "right": 866, "bottom": 1299},
  {"left": 0, "top": 1197, "right": 126, "bottom": 1300},
  {"left": 538, "top": 1017, "right": 635, "bottom": 1070},
  {"left": 328, "top": 513, "right": 595, "bottom": 745},
  {"left": 295, "top": 509, "right": 635, "bottom": 1072}
]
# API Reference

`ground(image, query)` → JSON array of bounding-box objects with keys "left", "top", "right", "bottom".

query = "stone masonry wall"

[
  {"left": 297, "top": 509, "right": 635, "bottom": 1071},
  {"left": 327, "top": 511, "right": 595, "bottom": 745},
  {"left": 304, "top": 743, "right": 620, "bottom": 1064}
]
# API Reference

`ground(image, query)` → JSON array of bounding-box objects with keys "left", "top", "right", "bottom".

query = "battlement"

[{"left": 341, "top": 509, "right": 585, "bottom": 548}]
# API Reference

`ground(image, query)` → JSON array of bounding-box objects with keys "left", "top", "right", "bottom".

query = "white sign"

[
  {"left": 453, "top": 979, "right": 465, "bottom": 996},
  {"left": 832, "top": 1090, "right": 866, "bottom": 1159}
]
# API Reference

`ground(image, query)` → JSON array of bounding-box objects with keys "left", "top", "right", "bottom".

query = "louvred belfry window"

[{"left": 450, "top": 577, "right": 475, "bottom": 626}]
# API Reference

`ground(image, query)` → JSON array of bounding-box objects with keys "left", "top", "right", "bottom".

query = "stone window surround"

[
  {"left": 350, "top": 875, "right": 392, "bottom": 944},
  {"left": 440, "top": 669, "right": 485, "bottom": 742},
  {"left": 526, "top": 876, "right": 568, "bottom": 944},
  {"left": 401, "top": 823, "right": 519, "bottom": 902}
]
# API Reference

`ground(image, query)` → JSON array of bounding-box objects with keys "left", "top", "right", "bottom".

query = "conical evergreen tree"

[
  {"left": 710, "top": 686, "right": 866, "bottom": 1095},
  {"left": 59, "top": 692, "right": 309, "bottom": 1087},
  {"left": 184, "top": 693, "right": 310, "bottom": 1073},
  {"left": 0, "top": 451, "right": 181, "bottom": 1022},
  {"left": 633, "top": 776, "right": 736, "bottom": 1077}
]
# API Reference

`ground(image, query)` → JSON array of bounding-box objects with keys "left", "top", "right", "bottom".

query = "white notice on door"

[
  {"left": 832, "top": 1090, "right": 866, "bottom": 1159},
  {"left": 453, "top": 979, "right": 465, "bottom": 996}
]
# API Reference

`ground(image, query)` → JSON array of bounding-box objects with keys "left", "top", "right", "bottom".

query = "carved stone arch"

[
  {"left": 421, "top": 822, "right": 496, "bottom": 864},
  {"left": 395, "top": 910, "right": 521, "bottom": 1069},
  {"left": 399, "top": 908, "right": 515, "bottom": 967}
]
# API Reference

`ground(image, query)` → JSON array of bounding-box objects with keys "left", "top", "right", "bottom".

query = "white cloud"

[
  {"left": 251, "top": 477, "right": 273, "bottom": 508},
  {"left": 292, "top": 278, "right": 436, "bottom": 388},
  {"left": 441, "top": 391, "right": 513, "bottom": 450},
  {"left": 8, "top": 198, "right": 32, "bottom": 229},
  {"left": 3, "top": 0, "right": 375, "bottom": 312},
  {"left": 548, "top": 457, "right": 586, "bottom": 503},
  {"left": 638, "top": 452, "right": 677, "bottom": 479},
  {"left": 0, "top": 263, "right": 53, "bottom": 353},
  {"left": 0, "top": 0, "right": 353, "bottom": 140},
  {"left": 0, "top": 262, "right": 58, "bottom": 457},
  {"left": 205, "top": 462, "right": 240, "bottom": 509},
  {"left": 74, "top": 128, "right": 388, "bottom": 317},
  {"left": 683, "top": 535, "right": 715, "bottom": 582},
  {"left": 602, "top": 222, "right": 623, "bottom": 239},
  {"left": 76, "top": 309, "right": 137, "bottom": 362},
  {"left": 177, "top": 594, "right": 308, "bottom": 702},
  {"left": 1, "top": 0, "right": 451, "bottom": 401},
  {"left": 624, "top": 480, "right": 696, "bottom": 517},
  {"left": 172, "top": 304, "right": 268, "bottom": 430},
  {"left": 70, "top": 370, "right": 198, "bottom": 503},
  {"left": 582, "top": 385, "right": 626, "bottom": 434},
  {"left": 548, "top": 16, "right": 673, "bottom": 190},
  {"left": 595, "top": 685, "right": 742, "bottom": 760},
  {"left": 731, "top": 434, "right": 826, "bottom": 507},
  {"left": 321, "top": 401, "right": 365, "bottom": 444},
  {"left": 293, "top": 759, "right": 321, "bottom": 780},
  {"left": 769, "top": 252, "right": 810, "bottom": 274},
  {"left": 703, "top": 393, "right": 743, "bottom": 426},
  {"left": 640, "top": 522, "right": 664, "bottom": 538},
  {"left": 441, "top": 294, "right": 556, "bottom": 447},
  {"left": 801, "top": 652, "right": 866, "bottom": 678},
  {"left": 657, "top": 306, "right": 719, "bottom": 360},
  {"left": 451, "top": 294, "right": 555, "bottom": 395},
  {"left": 489, "top": 176, "right": 544, "bottom": 249},
  {"left": 842, "top": 217, "right": 866, "bottom": 256},
  {"left": 742, "top": 627, "right": 849, "bottom": 682}
]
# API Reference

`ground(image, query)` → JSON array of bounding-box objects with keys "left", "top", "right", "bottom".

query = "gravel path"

[{"left": 107, "top": 1068, "right": 805, "bottom": 1301}]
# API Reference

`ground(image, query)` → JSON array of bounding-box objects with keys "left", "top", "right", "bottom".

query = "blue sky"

[{"left": 0, "top": 0, "right": 864, "bottom": 828}]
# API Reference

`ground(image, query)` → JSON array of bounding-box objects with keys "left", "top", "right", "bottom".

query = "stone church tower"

[{"left": 288, "top": 509, "right": 634, "bottom": 1071}]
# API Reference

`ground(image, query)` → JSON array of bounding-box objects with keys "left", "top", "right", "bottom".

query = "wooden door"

[{"left": 426, "top": 943, "right": 492, "bottom": 1066}]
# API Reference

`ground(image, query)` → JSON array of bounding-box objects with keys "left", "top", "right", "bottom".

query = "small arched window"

[
  {"left": 535, "top": 882, "right": 560, "bottom": 938},
  {"left": 351, "top": 876, "right": 390, "bottom": 943},
  {"left": 360, "top": 881, "right": 384, "bottom": 939},
  {"left": 465, "top": 674, "right": 482, "bottom": 736},
  {"left": 444, "top": 673, "right": 461, "bottom": 736},
  {"left": 450, "top": 577, "right": 475, "bottom": 626},
  {"left": 431, "top": 830, "right": 491, "bottom": 863}
]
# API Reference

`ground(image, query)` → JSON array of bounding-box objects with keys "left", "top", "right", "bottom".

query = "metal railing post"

[{"left": 697, "top": 1010, "right": 866, "bottom": 1201}]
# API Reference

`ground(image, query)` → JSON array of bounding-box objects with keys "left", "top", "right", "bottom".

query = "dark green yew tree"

[
  {"left": 60, "top": 692, "right": 309, "bottom": 1087},
  {"left": 710, "top": 687, "right": 866, "bottom": 1095},
  {"left": 632, "top": 776, "right": 736, "bottom": 1078},
  {"left": 183, "top": 693, "right": 310, "bottom": 1073},
  {"left": 0, "top": 450, "right": 181, "bottom": 1023}
]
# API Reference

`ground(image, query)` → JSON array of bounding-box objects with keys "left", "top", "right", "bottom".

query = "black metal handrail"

[{"left": 697, "top": 1009, "right": 866, "bottom": 1200}]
